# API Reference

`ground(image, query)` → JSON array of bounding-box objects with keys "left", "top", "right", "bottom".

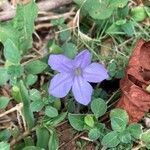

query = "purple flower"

[{"left": 48, "top": 50, "right": 109, "bottom": 105}]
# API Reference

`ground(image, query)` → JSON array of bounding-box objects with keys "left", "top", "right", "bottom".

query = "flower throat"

[{"left": 74, "top": 67, "right": 82, "bottom": 76}]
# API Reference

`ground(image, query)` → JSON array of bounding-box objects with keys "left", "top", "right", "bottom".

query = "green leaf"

[
  {"left": 68, "top": 113, "right": 85, "bottom": 131},
  {"left": 0, "top": 67, "right": 9, "bottom": 86},
  {"left": 45, "top": 112, "right": 67, "bottom": 127},
  {"left": 0, "top": 1, "right": 38, "bottom": 53},
  {"left": 145, "top": 6, "right": 150, "bottom": 17},
  {"left": 0, "top": 96, "right": 10, "bottom": 109},
  {"left": 108, "top": 60, "right": 117, "bottom": 77},
  {"left": 146, "top": 144, "right": 150, "bottom": 149},
  {"left": 48, "top": 130, "right": 59, "bottom": 150},
  {"left": 141, "top": 130, "right": 150, "bottom": 144},
  {"left": 25, "top": 74, "right": 38, "bottom": 86},
  {"left": 11, "top": 86, "right": 22, "bottom": 102},
  {"left": 110, "top": 109, "right": 129, "bottom": 132},
  {"left": 29, "top": 89, "right": 41, "bottom": 101},
  {"left": 47, "top": 95, "right": 59, "bottom": 103},
  {"left": 25, "top": 60, "right": 47, "bottom": 74},
  {"left": 11, "top": 126, "right": 19, "bottom": 138},
  {"left": 19, "top": 80, "right": 34, "bottom": 128},
  {"left": 72, "top": 0, "right": 87, "bottom": 16},
  {"left": 67, "top": 99, "right": 75, "bottom": 113},
  {"left": 96, "top": 123, "right": 106, "bottom": 140},
  {"left": 0, "top": 129, "right": 11, "bottom": 141},
  {"left": 110, "top": 0, "right": 128, "bottom": 8},
  {"left": 51, "top": 17, "right": 65, "bottom": 26},
  {"left": 0, "top": 142, "right": 10, "bottom": 150},
  {"left": 117, "top": 5, "right": 129, "bottom": 18},
  {"left": 102, "top": 131, "right": 120, "bottom": 148},
  {"left": 13, "top": 0, "right": 38, "bottom": 52},
  {"left": 4, "top": 39, "right": 21, "bottom": 64},
  {"left": 115, "top": 19, "right": 126, "bottom": 25},
  {"left": 59, "top": 25, "right": 71, "bottom": 41},
  {"left": 88, "top": 128, "right": 101, "bottom": 140},
  {"left": 114, "top": 143, "right": 133, "bottom": 150},
  {"left": 22, "top": 146, "right": 44, "bottom": 150},
  {"left": 88, "top": 0, "right": 114, "bottom": 20},
  {"left": 36, "top": 127, "right": 50, "bottom": 149},
  {"left": 0, "top": 23, "right": 19, "bottom": 48},
  {"left": 9, "top": 76, "right": 17, "bottom": 86},
  {"left": 111, "top": 117, "right": 127, "bottom": 132},
  {"left": 45, "top": 106, "right": 58, "bottom": 118},
  {"left": 48, "top": 42, "right": 63, "bottom": 54},
  {"left": 131, "top": 6, "right": 147, "bottom": 22},
  {"left": 73, "top": 0, "right": 84, "bottom": 6},
  {"left": 96, "top": 123, "right": 106, "bottom": 131},
  {"left": 121, "top": 21, "right": 135, "bottom": 36},
  {"left": 115, "top": 69, "right": 125, "bottom": 79},
  {"left": 53, "top": 99, "right": 61, "bottom": 111},
  {"left": 84, "top": 115, "right": 95, "bottom": 127},
  {"left": 91, "top": 98, "right": 107, "bottom": 118},
  {"left": 127, "top": 123, "right": 142, "bottom": 139},
  {"left": 118, "top": 131, "right": 132, "bottom": 144},
  {"left": 62, "top": 42, "right": 77, "bottom": 59},
  {"left": 30, "top": 100, "right": 44, "bottom": 112},
  {"left": 24, "top": 137, "right": 34, "bottom": 146},
  {"left": 106, "top": 23, "right": 123, "bottom": 35},
  {"left": 7, "top": 65, "right": 24, "bottom": 77}
]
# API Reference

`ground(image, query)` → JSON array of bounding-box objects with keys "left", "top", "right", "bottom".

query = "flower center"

[{"left": 74, "top": 67, "right": 82, "bottom": 76}]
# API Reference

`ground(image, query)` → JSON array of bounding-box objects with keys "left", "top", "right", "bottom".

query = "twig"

[
  {"left": 0, "top": 103, "right": 23, "bottom": 118},
  {"left": 36, "top": 9, "right": 75, "bottom": 29},
  {"left": 35, "top": 23, "right": 53, "bottom": 30},
  {"left": 59, "top": 132, "right": 85, "bottom": 148},
  {"left": 0, "top": 0, "right": 73, "bottom": 21},
  {"left": 132, "top": 144, "right": 144, "bottom": 150},
  {"left": 132, "top": 146, "right": 141, "bottom": 150},
  {"left": 106, "top": 89, "right": 120, "bottom": 104},
  {"left": 38, "top": 0, "right": 73, "bottom": 12},
  {"left": 0, "top": 1, "right": 16, "bottom": 21},
  {"left": 17, "top": 111, "right": 23, "bottom": 130},
  {"left": 37, "top": 11, "right": 75, "bottom": 22},
  {"left": 21, "top": 54, "right": 46, "bottom": 66},
  {"left": 0, "top": 118, "right": 11, "bottom": 123},
  {"left": 80, "top": 136, "right": 93, "bottom": 142}
]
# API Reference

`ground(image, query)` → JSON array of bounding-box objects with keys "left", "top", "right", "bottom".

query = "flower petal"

[
  {"left": 83, "top": 63, "right": 109, "bottom": 83},
  {"left": 72, "top": 76, "right": 93, "bottom": 105},
  {"left": 49, "top": 73, "right": 73, "bottom": 98},
  {"left": 73, "top": 50, "right": 91, "bottom": 68},
  {"left": 48, "top": 54, "right": 73, "bottom": 73}
]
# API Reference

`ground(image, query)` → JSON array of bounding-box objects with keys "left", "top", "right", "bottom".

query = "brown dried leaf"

[{"left": 116, "top": 40, "right": 150, "bottom": 123}]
